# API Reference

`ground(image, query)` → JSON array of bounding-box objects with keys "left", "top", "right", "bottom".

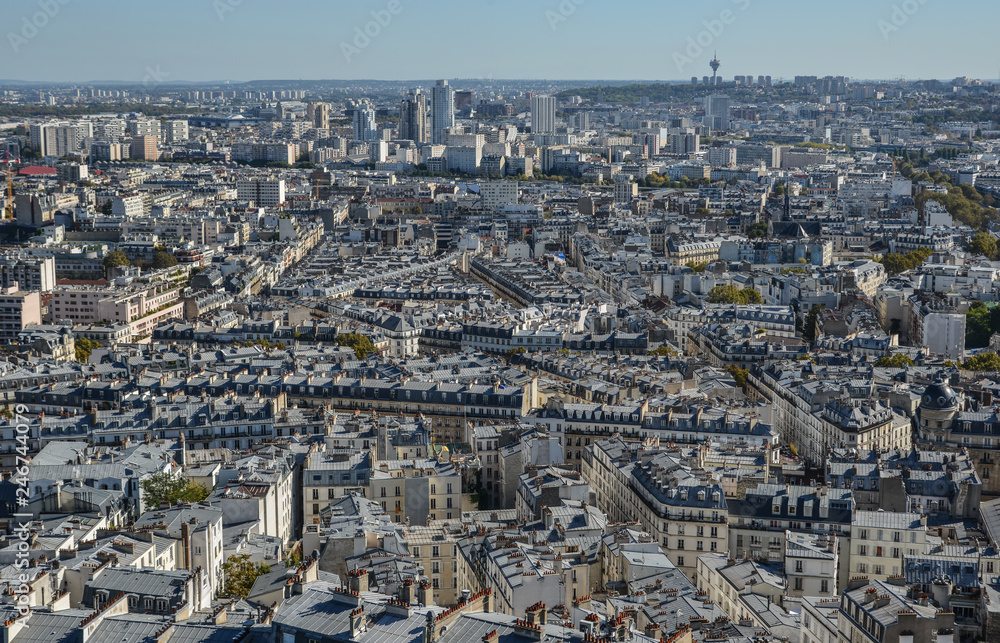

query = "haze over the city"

[{"left": 3, "top": 0, "right": 999, "bottom": 83}]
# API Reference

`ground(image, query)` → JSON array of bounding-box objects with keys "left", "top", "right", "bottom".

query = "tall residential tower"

[{"left": 431, "top": 80, "right": 454, "bottom": 144}]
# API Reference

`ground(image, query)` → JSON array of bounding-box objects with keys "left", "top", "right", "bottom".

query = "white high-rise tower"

[
  {"left": 531, "top": 95, "right": 556, "bottom": 134},
  {"left": 431, "top": 80, "right": 455, "bottom": 144}
]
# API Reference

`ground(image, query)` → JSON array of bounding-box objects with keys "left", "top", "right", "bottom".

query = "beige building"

[
  {"left": 846, "top": 510, "right": 927, "bottom": 585},
  {"left": 582, "top": 438, "right": 728, "bottom": 581},
  {"left": 406, "top": 522, "right": 464, "bottom": 606},
  {"left": 48, "top": 284, "right": 183, "bottom": 340},
  {"left": 370, "top": 458, "right": 462, "bottom": 525},
  {"left": 0, "top": 286, "right": 41, "bottom": 341}
]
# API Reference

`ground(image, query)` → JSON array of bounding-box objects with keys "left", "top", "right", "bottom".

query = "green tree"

[
  {"left": 221, "top": 554, "right": 272, "bottom": 599},
  {"left": 969, "top": 232, "right": 998, "bottom": 260},
  {"left": 141, "top": 472, "right": 211, "bottom": 508},
  {"left": 152, "top": 250, "right": 179, "bottom": 270},
  {"left": 75, "top": 337, "right": 101, "bottom": 362},
  {"left": 746, "top": 222, "right": 769, "bottom": 239},
  {"left": 803, "top": 304, "right": 824, "bottom": 342},
  {"left": 707, "top": 285, "right": 762, "bottom": 305},
  {"left": 961, "top": 352, "right": 1000, "bottom": 372},
  {"left": 878, "top": 247, "right": 933, "bottom": 275},
  {"left": 725, "top": 365, "right": 749, "bottom": 392},
  {"left": 335, "top": 333, "right": 377, "bottom": 360},
  {"left": 650, "top": 346, "right": 677, "bottom": 357},
  {"left": 965, "top": 301, "right": 995, "bottom": 348},
  {"left": 103, "top": 251, "right": 130, "bottom": 274},
  {"left": 284, "top": 545, "right": 303, "bottom": 568},
  {"left": 874, "top": 354, "right": 915, "bottom": 368}
]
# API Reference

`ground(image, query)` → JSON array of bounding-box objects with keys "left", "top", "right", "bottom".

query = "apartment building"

[
  {"left": 847, "top": 510, "right": 927, "bottom": 583},
  {"left": 48, "top": 284, "right": 183, "bottom": 339},
  {"left": 582, "top": 438, "right": 728, "bottom": 580},
  {"left": 236, "top": 178, "right": 286, "bottom": 207},
  {"left": 0, "top": 286, "right": 42, "bottom": 342},
  {"left": 370, "top": 458, "right": 462, "bottom": 524},
  {"left": 838, "top": 577, "right": 955, "bottom": 643},
  {"left": 0, "top": 252, "right": 57, "bottom": 293}
]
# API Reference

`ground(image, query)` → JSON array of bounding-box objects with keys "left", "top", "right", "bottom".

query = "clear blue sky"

[{"left": 3, "top": 0, "right": 997, "bottom": 83}]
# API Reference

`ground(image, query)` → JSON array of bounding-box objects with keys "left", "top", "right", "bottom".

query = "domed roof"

[{"left": 920, "top": 381, "right": 959, "bottom": 410}]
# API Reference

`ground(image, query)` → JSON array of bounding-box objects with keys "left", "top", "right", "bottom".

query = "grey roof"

[
  {"left": 904, "top": 555, "right": 979, "bottom": 588},
  {"left": 83, "top": 568, "right": 191, "bottom": 603}
]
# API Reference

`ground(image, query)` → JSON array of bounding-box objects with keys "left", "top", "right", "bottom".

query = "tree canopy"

[
  {"left": 75, "top": 337, "right": 101, "bottom": 363},
  {"left": 140, "top": 472, "right": 211, "bottom": 509},
  {"left": 874, "top": 354, "right": 915, "bottom": 368},
  {"left": 103, "top": 251, "right": 130, "bottom": 271},
  {"left": 965, "top": 301, "right": 1000, "bottom": 349},
  {"left": 961, "top": 352, "right": 1000, "bottom": 372},
  {"left": 707, "top": 285, "right": 762, "bottom": 305},
  {"left": 335, "top": 333, "right": 377, "bottom": 360},
  {"left": 745, "top": 222, "right": 769, "bottom": 239},
  {"left": 878, "top": 247, "right": 933, "bottom": 276},
  {"left": 969, "top": 232, "right": 999, "bottom": 260},
  {"left": 221, "top": 554, "right": 272, "bottom": 599},
  {"left": 152, "top": 250, "right": 179, "bottom": 270}
]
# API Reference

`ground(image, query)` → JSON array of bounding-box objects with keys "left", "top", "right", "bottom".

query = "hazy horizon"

[{"left": 4, "top": 0, "right": 998, "bottom": 84}]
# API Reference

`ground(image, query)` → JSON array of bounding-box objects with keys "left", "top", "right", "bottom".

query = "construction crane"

[{"left": 1, "top": 150, "right": 19, "bottom": 219}]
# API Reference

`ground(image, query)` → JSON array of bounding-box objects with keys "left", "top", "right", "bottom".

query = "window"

[
  {"left": 677, "top": 540, "right": 685, "bottom": 550},
  {"left": 821, "top": 580, "right": 829, "bottom": 593},
  {"left": 312, "top": 489, "right": 319, "bottom": 500},
  {"left": 677, "top": 556, "right": 684, "bottom": 567},
  {"left": 794, "top": 578, "right": 803, "bottom": 590},
  {"left": 432, "top": 546, "right": 439, "bottom": 557}
]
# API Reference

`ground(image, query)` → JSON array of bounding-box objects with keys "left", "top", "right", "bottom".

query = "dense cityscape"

[{"left": 2, "top": 7, "right": 1000, "bottom": 642}]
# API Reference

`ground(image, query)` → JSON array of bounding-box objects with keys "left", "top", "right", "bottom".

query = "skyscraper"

[
  {"left": 353, "top": 106, "right": 377, "bottom": 142},
  {"left": 399, "top": 89, "right": 428, "bottom": 143},
  {"left": 431, "top": 80, "right": 454, "bottom": 145},
  {"left": 531, "top": 95, "right": 556, "bottom": 134},
  {"left": 704, "top": 95, "right": 731, "bottom": 131},
  {"left": 308, "top": 102, "right": 330, "bottom": 130}
]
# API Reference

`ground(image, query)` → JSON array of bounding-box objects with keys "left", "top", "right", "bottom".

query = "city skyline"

[{"left": 3, "top": 0, "right": 999, "bottom": 83}]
